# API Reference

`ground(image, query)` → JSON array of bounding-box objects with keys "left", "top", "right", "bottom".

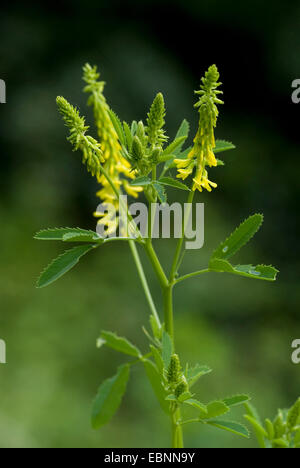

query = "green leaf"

[
  {"left": 165, "top": 394, "right": 176, "bottom": 401},
  {"left": 160, "top": 136, "right": 187, "bottom": 158},
  {"left": 91, "top": 364, "right": 130, "bottom": 429},
  {"left": 108, "top": 109, "right": 126, "bottom": 146},
  {"left": 158, "top": 177, "right": 190, "bottom": 191},
  {"left": 123, "top": 121, "right": 133, "bottom": 150},
  {"left": 216, "top": 159, "right": 225, "bottom": 166},
  {"left": 209, "top": 258, "right": 279, "bottom": 282},
  {"left": 186, "top": 364, "right": 212, "bottom": 387},
  {"left": 287, "top": 397, "right": 300, "bottom": 430},
  {"left": 97, "top": 331, "right": 141, "bottom": 358},
  {"left": 244, "top": 403, "right": 266, "bottom": 448},
  {"left": 201, "top": 401, "right": 229, "bottom": 419},
  {"left": 162, "top": 331, "right": 173, "bottom": 369},
  {"left": 184, "top": 399, "right": 207, "bottom": 415},
  {"left": 150, "top": 345, "right": 164, "bottom": 375},
  {"left": 130, "top": 176, "right": 152, "bottom": 186},
  {"left": 211, "top": 214, "right": 264, "bottom": 261},
  {"left": 244, "top": 415, "right": 268, "bottom": 438},
  {"left": 36, "top": 244, "right": 97, "bottom": 288},
  {"left": 223, "top": 394, "right": 250, "bottom": 408},
  {"left": 214, "top": 140, "right": 236, "bottom": 154},
  {"left": 177, "top": 392, "right": 193, "bottom": 403},
  {"left": 34, "top": 227, "right": 97, "bottom": 241},
  {"left": 207, "top": 420, "right": 250, "bottom": 439},
  {"left": 174, "top": 119, "right": 190, "bottom": 142},
  {"left": 265, "top": 418, "right": 275, "bottom": 440},
  {"left": 153, "top": 182, "right": 167, "bottom": 204},
  {"left": 63, "top": 232, "right": 103, "bottom": 243},
  {"left": 272, "top": 438, "right": 290, "bottom": 448},
  {"left": 143, "top": 359, "right": 169, "bottom": 414}
]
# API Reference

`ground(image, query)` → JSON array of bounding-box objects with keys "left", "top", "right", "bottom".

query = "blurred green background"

[{"left": 0, "top": 0, "right": 299, "bottom": 448}]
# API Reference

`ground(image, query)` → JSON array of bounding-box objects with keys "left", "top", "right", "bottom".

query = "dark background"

[{"left": 0, "top": 0, "right": 299, "bottom": 448}]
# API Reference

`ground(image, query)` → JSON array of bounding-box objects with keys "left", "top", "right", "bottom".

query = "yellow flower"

[
  {"left": 83, "top": 64, "right": 144, "bottom": 234},
  {"left": 175, "top": 64, "right": 223, "bottom": 193}
]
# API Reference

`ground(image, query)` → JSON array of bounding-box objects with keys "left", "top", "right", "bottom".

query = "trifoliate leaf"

[
  {"left": 36, "top": 244, "right": 97, "bottom": 288},
  {"left": 92, "top": 364, "right": 130, "bottom": 429}
]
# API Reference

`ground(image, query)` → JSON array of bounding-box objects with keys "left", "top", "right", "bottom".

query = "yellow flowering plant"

[{"left": 34, "top": 64, "right": 285, "bottom": 448}]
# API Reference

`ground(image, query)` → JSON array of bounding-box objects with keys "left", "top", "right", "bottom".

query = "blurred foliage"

[{"left": 0, "top": 0, "right": 299, "bottom": 448}]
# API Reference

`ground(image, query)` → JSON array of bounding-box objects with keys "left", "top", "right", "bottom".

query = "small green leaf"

[
  {"left": 223, "top": 394, "right": 250, "bottom": 408},
  {"left": 91, "top": 364, "right": 130, "bottom": 429},
  {"left": 211, "top": 214, "right": 264, "bottom": 261},
  {"left": 186, "top": 364, "right": 212, "bottom": 387},
  {"left": 162, "top": 331, "right": 173, "bottom": 369},
  {"left": 153, "top": 182, "right": 167, "bottom": 204},
  {"left": 165, "top": 394, "right": 176, "bottom": 401},
  {"left": 244, "top": 415, "right": 268, "bottom": 438},
  {"left": 130, "top": 176, "right": 152, "bottom": 186},
  {"left": 201, "top": 401, "right": 229, "bottom": 419},
  {"left": 265, "top": 418, "right": 275, "bottom": 440},
  {"left": 244, "top": 403, "right": 266, "bottom": 448},
  {"left": 272, "top": 438, "right": 290, "bottom": 448},
  {"left": 216, "top": 159, "right": 225, "bottom": 166},
  {"left": 209, "top": 258, "right": 279, "bottom": 282},
  {"left": 150, "top": 345, "right": 164, "bottom": 375},
  {"left": 160, "top": 136, "right": 187, "bottom": 158},
  {"left": 158, "top": 177, "right": 190, "bottom": 191},
  {"left": 287, "top": 397, "right": 300, "bottom": 430},
  {"left": 108, "top": 109, "right": 126, "bottom": 146},
  {"left": 177, "top": 392, "right": 193, "bottom": 403},
  {"left": 207, "top": 420, "right": 250, "bottom": 439},
  {"left": 34, "top": 227, "right": 97, "bottom": 241},
  {"left": 184, "top": 399, "right": 207, "bottom": 414},
  {"left": 214, "top": 140, "right": 236, "bottom": 153},
  {"left": 36, "top": 244, "right": 97, "bottom": 288},
  {"left": 63, "top": 232, "right": 103, "bottom": 243},
  {"left": 98, "top": 331, "right": 141, "bottom": 357},
  {"left": 123, "top": 121, "right": 133, "bottom": 150},
  {"left": 175, "top": 119, "right": 190, "bottom": 142},
  {"left": 143, "top": 359, "right": 169, "bottom": 414}
]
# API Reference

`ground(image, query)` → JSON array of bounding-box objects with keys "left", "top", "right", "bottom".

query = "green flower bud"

[
  {"left": 175, "top": 378, "right": 188, "bottom": 399},
  {"left": 167, "top": 354, "right": 181, "bottom": 384}
]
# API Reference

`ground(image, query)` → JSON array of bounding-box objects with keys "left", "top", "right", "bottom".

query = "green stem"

[
  {"left": 128, "top": 240, "right": 161, "bottom": 331},
  {"left": 163, "top": 284, "right": 174, "bottom": 340},
  {"left": 169, "top": 190, "right": 195, "bottom": 282},
  {"left": 176, "top": 268, "right": 210, "bottom": 284},
  {"left": 172, "top": 408, "right": 184, "bottom": 448},
  {"left": 144, "top": 242, "right": 169, "bottom": 290}
]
